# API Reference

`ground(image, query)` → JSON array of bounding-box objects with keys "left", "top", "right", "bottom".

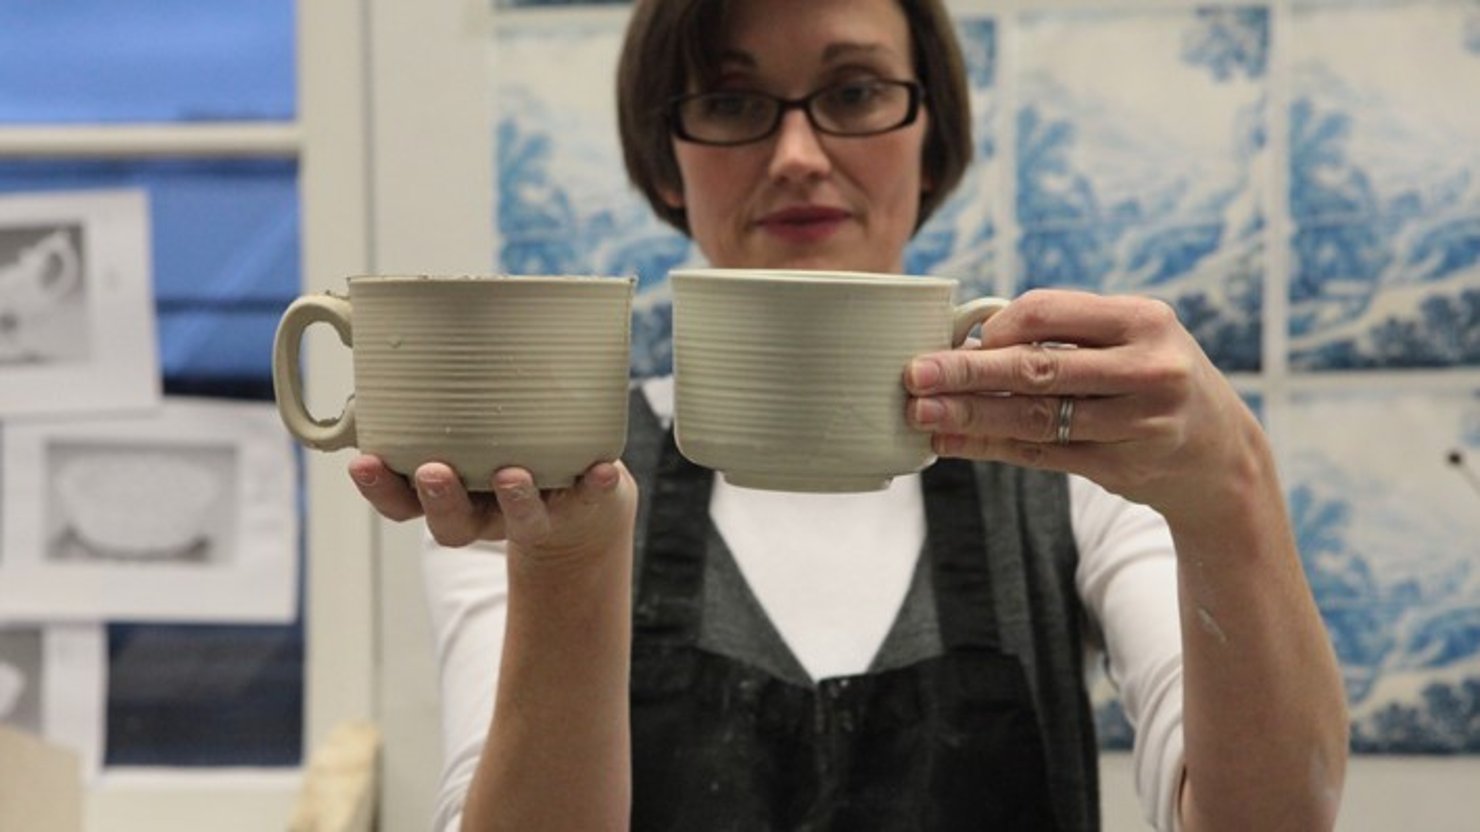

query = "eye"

[
  {"left": 697, "top": 92, "right": 766, "bottom": 120},
  {"left": 821, "top": 80, "right": 884, "bottom": 110}
]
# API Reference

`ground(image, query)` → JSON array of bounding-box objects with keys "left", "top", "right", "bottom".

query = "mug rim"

[
  {"left": 670, "top": 268, "right": 956, "bottom": 288},
  {"left": 344, "top": 274, "right": 635, "bottom": 285}
]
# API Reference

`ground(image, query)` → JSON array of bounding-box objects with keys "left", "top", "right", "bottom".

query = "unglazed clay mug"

[
  {"left": 272, "top": 275, "right": 634, "bottom": 490},
  {"left": 670, "top": 268, "right": 1010, "bottom": 493}
]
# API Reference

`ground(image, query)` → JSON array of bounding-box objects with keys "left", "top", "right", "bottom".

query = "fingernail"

[
  {"left": 593, "top": 465, "right": 619, "bottom": 490},
  {"left": 912, "top": 398, "right": 945, "bottom": 426},
  {"left": 908, "top": 359, "right": 941, "bottom": 393},
  {"left": 351, "top": 469, "right": 378, "bottom": 487},
  {"left": 499, "top": 482, "right": 533, "bottom": 501},
  {"left": 421, "top": 479, "right": 447, "bottom": 499}
]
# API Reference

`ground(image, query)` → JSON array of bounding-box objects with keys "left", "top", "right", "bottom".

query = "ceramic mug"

[
  {"left": 670, "top": 268, "right": 1010, "bottom": 493},
  {"left": 272, "top": 275, "right": 634, "bottom": 490}
]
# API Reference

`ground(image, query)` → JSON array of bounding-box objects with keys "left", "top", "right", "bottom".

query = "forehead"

[{"left": 715, "top": 0, "right": 913, "bottom": 67}]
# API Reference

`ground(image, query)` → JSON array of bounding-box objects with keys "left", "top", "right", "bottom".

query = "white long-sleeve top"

[{"left": 422, "top": 377, "right": 1186, "bottom": 831}]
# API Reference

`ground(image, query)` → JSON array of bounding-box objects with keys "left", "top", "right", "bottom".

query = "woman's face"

[{"left": 661, "top": 0, "right": 928, "bottom": 274}]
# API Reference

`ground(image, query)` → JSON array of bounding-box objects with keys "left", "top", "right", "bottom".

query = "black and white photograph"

[
  {"left": 0, "top": 627, "right": 42, "bottom": 736},
  {"left": 46, "top": 441, "right": 237, "bottom": 567},
  {"left": 0, "top": 189, "right": 159, "bottom": 418},
  {"left": 0, "top": 398, "right": 297, "bottom": 623},
  {"left": 0, "top": 224, "right": 87, "bottom": 366},
  {"left": 0, "top": 623, "right": 105, "bottom": 778}
]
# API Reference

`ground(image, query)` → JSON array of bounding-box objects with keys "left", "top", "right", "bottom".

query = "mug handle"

[
  {"left": 950, "top": 296, "right": 1011, "bottom": 346},
  {"left": 32, "top": 232, "right": 83, "bottom": 301},
  {"left": 272, "top": 293, "right": 358, "bottom": 450}
]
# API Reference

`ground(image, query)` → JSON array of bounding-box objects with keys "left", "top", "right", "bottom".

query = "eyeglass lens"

[{"left": 675, "top": 80, "right": 917, "bottom": 145}]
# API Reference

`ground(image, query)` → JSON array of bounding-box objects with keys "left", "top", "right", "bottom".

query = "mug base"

[{"left": 722, "top": 471, "right": 891, "bottom": 493}]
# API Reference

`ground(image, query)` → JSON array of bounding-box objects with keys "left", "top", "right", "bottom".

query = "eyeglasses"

[{"left": 669, "top": 79, "right": 925, "bottom": 146}]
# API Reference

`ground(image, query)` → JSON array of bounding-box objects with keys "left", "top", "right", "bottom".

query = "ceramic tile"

[
  {"left": 1014, "top": 7, "right": 1268, "bottom": 371},
  {"left": 1285, "top": 388, "right": 1480, "bottom": 751},
  {"left": 1288, "top": 1, "right": 1480, "bottom": 370}
]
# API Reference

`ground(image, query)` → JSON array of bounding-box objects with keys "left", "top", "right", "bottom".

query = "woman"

[{"left": 350, "top": 0, "right": 1348, "bottom": 829}]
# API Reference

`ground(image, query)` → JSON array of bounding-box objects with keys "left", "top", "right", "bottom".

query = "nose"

[{"left": 766, "top": 109, "right": 831, "bottom": 184}]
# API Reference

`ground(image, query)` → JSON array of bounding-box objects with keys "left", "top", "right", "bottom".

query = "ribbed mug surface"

[
  {"left": 260, "top": 274, "right": 638, "bottom": 490},
  {"left": 350, "top": 276, "right": 632, "bottom": 489},
  {"left": 671, "top": 269, "right": 958, "bottom": 493}
]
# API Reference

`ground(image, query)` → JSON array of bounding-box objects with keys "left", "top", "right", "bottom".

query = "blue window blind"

[{"left": 0, "top": 1, "right": 295, "bottom": 124}]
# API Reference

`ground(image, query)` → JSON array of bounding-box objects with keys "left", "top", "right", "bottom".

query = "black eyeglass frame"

[{"left": 667, "top": 79, "right": 926, "bottom": 147}]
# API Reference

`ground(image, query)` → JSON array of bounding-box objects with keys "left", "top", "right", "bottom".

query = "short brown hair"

[{"left": 617, "top": 0, "right": 972, "bottom": 236}]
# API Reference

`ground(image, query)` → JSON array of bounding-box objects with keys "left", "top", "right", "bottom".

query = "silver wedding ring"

[{"left": 1055, "top": 397, "right": 1075, "bottom": 445}]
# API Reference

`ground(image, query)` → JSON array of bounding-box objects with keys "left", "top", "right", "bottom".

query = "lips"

[{"left": 754, "top": 205, "right": 852, "bottom": 243}]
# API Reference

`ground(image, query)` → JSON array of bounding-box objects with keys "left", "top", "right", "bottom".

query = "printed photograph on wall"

[
  {"left": 492, "top": 9, "right": 1001, "bottom": 377},
  {"left": 45, "top": 441, "right": 237, "bottom": 567},
  {"left": 0, "top": 189, "right": 158, "bottom": 417},
  {"left": 1014, "top": 7, "right": 1269, "bottom": 372},
  {"left": 0, "top": 624, "right": 106, "bottom": 777},
  {"left": 1288, "top": 0, "right": 1480, "bottom": 371},
  {"left": 0, "top": 224, "right": 86, "bottom": 365},
  {"left": 1285, "top": 388, "right": 1480, "bottom": 752},
  {"left": 0, "top": 399, "right": 297, "bottom": 623},
  {"left": 0, "top": 628, "right": 41, "bottom": 735}
]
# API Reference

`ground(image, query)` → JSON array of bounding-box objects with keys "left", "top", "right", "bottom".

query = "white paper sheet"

[
  {"left": 0, "top": 398, "right": 298, "bottom": 623},
  {"left": 0, "top": 189, "right": 160, "bottom": 418},
  {"left": 0, "top": 623, "right": 105, "bottom": 780}
]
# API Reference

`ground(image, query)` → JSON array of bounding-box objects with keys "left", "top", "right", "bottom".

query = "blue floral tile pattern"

[
  {"left": 1015, "top": 8, "right": 1268, "bottom": 371},
  {"left": 1287, "top": 389, "right": 1480, "bottom": 751},
  {"left": 904, "top": 16, "right": 999, "bottom": 299},
  {"left": 1288, "top": 1, "right": 1480, "bottom": 370},
  {"left": 494, "top": 18, "right": 696, "bottom": 377}
]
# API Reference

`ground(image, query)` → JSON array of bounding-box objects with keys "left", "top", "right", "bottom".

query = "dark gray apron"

[{"left": 624, "top": 395, "right": 1062, "bottom": 831}]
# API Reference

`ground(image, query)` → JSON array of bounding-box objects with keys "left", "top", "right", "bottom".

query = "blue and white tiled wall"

[{"left": 492, "top": 0, "right": 1480, "bottom": 753}]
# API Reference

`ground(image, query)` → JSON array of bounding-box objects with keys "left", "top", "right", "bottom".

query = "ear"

[{"left": 658, "top": 183, "right": 685, "bottom": 209}]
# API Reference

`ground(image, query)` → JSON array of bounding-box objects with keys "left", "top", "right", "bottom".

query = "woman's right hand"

[{"left": 347, "top": 455, "right": 638, "bottom": 561}]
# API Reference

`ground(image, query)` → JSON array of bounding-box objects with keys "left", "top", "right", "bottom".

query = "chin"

[{"left": 747, "top": 246, "right": 898, "bottom": 274}]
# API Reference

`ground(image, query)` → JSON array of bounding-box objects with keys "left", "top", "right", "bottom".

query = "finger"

[
  {"left": 573, "top": 461, "right": 623, "bottom": 505},
  {"left": 413, "top": 462, "right": 502, "bottom": 547},
  {"left": 932, "top": 433, "right": 1136, "bottom": 486},
  {"left": 933, "top": 432, "right": 1078, "bottom": 472},
  {"left": 908, "top": 393, "right": 1166, "bottom": 445},
  {"left": 492, "top": 467, "right": 552, "bottom": 546},
  {"left": 976, "top": 289, "right": 1167, "bottom": 349},
  {"left": 932, "top": 432, "right": 1146, "bottom": 495},
  {"left": 540, "top": 461, "right": 624, "bottom": 520},
  {"left": 348, "top": 455, "right": 424, "bottom": 522},
  {"left": 906, "top": 342, "right": 1137, "bottom": 398}
]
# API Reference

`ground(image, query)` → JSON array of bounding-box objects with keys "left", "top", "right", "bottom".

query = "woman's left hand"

[{"left": 904, "top": 288, "right": 1262, "bottom": 524}]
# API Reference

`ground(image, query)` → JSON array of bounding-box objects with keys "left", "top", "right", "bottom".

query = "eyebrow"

[
  {"left": 716, "top": 41, "right": 899, "bottom": 70},
  {"left": 821, "top": 42, "right": 894, "bottom": 63}
]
